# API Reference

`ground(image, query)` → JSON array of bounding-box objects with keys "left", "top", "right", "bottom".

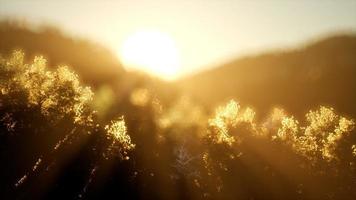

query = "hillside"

[
  {"left": 177, "top": 34, "right": 356, "bottom": 118},
  {"left": 0, "top": 21, "right": 124, "bottom": 86}
]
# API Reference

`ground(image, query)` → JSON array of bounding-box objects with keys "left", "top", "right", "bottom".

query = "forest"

[{"left": 0, "top": 22, "right": 356, "bottom": 200}]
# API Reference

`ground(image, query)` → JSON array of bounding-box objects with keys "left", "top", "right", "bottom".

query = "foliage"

[
  {"left": 0, "top": 50, "right": 94, "bottom": 127},
  {"left": 0, "top": 51, "right": 134, "bottom": 199},
  {"left": 104, "top": 117, "right": 135, "bottom": 160},
  {"left": 1, "top": 51, "right": 355, "bottom": 200},
  {"left": 272, "top": 106, "right": 355, "bottom": 162}
]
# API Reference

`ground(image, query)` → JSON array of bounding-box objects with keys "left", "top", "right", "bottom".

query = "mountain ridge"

[
  {"left": 0, "top": 21, "right": 124, "bottom": 87},
  {"left": 176, "top": 34, "right": 356, "bottom": 118}
]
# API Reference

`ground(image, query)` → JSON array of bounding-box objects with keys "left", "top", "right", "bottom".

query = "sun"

[{"left": 119, "top": 30, "right": 181, "bottom": 80}]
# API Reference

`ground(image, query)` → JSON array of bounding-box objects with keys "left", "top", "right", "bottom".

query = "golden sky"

[{"left": 1, "top": 0, "right": 356, "bottom": 79}]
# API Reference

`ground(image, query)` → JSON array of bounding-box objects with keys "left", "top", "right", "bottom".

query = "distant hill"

[
  {"left": 0, "top": 21, "right": 124, "bottom": 86},
  {"left": 0, "top": 21, "right": 181, "bottom": 109},
  {"left": 177, "top": 34, "right": 356, "bottom": 118}
]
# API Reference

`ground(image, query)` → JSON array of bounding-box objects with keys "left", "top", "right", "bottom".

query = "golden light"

[{"left": 119, "top": 30, "right": 181, "bottom": 80}]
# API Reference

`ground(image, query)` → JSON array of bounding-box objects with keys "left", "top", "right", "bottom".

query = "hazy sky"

[{"left": 1, "top": 0, "right": 356, "bottom": 78}]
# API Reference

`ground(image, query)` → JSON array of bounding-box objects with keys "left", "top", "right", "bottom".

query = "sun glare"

[{"left": 120, "top": 30, "right": 181, "bottom": 80}]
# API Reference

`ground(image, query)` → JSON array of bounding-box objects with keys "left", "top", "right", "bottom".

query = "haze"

[{"left": 1, "top": 0, "right": 356, "bottom": 79}]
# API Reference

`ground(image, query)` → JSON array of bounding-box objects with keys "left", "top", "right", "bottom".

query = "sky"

[{"left": 1, "top": 0, "right": 356, "bottom": 79}]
